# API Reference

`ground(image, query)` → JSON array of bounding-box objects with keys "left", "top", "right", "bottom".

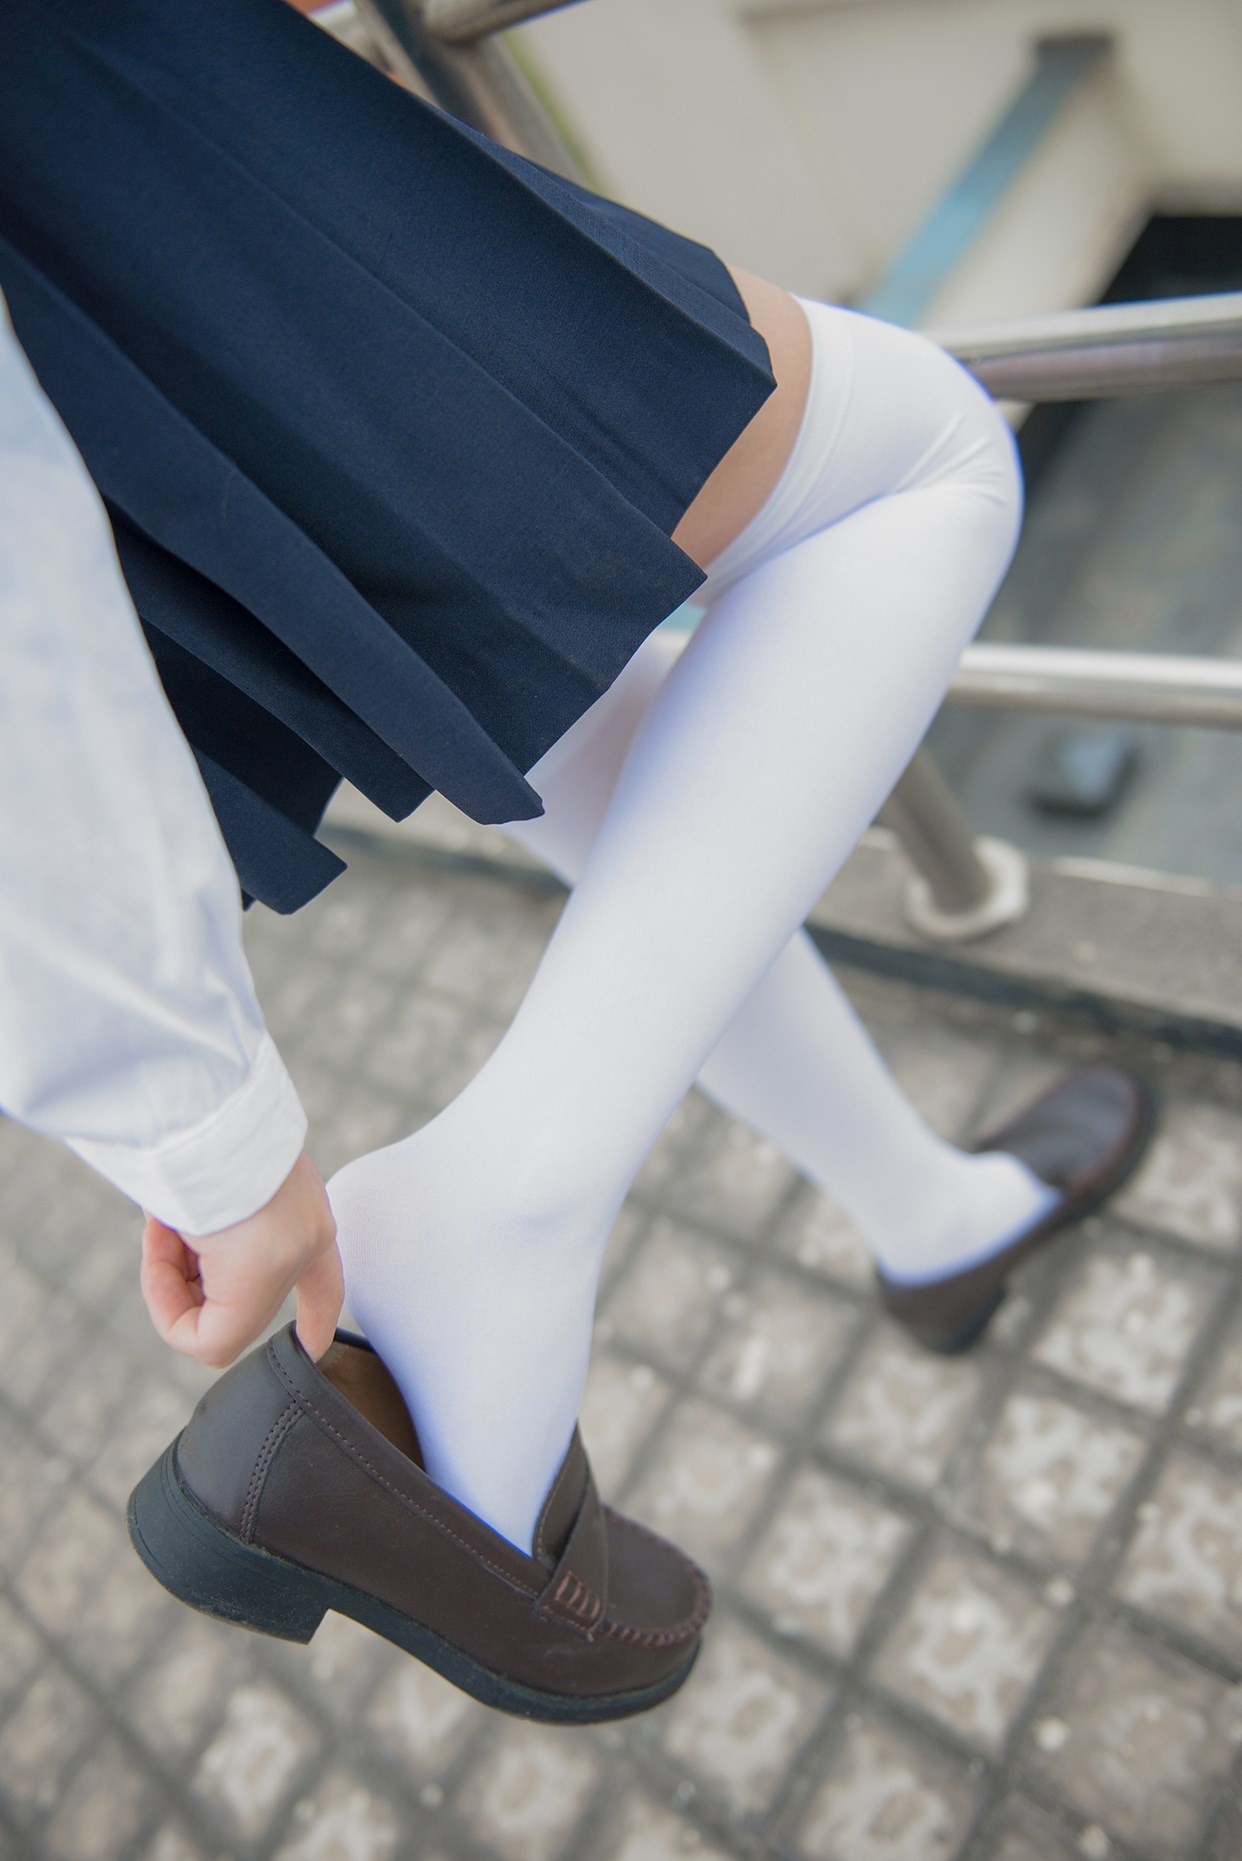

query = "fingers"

[
  {"left": 140, "top": 1216, "right": 273, "bottom": 1369},
  {"left": 294, "top": 1236, "right": 345, "bottom": 1363},
  {"left": 140, "top": 1216, "right": 204, "bottom": 1341},
  {"left": 174, "top": 1297, "right": 274, "bottom": 1371},
  {"left": 139, "top": 1150, "right": 341, "bottom": 1370}
]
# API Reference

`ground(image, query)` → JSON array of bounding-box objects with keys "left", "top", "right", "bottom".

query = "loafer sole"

[{"left": 128, "top": 1437, "right": 698, "bottom": 1724}]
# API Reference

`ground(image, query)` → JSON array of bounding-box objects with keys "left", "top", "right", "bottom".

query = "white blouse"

[{"left": 0, "top": 296, "right": 306, "bottom": 1236}]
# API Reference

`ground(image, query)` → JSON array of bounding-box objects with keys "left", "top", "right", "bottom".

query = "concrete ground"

[{"left": 3, "top": 841, "right": 1242, "bottom": 1861}]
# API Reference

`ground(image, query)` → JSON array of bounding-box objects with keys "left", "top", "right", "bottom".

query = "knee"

[
  {"left": 965, "top": 368, "right": 1023, "bottom": 521},
  {"left": 931, "top": 341, "right": 1025, "bottom": 550},
  {"left": 846, "top": 307, "right": 1024, "bottom": 556},
  {"left": 971, "top": 389, "right": 1024, "bottom": 572}
]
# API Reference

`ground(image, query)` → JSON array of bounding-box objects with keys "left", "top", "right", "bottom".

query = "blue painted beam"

[{"left": 862, "top": 36, "right": 1110, "bottom": 328}]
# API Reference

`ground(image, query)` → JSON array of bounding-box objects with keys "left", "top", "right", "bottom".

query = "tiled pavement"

[{"left": 3, "top": 841, "right": 1242, "bottom": 1861}]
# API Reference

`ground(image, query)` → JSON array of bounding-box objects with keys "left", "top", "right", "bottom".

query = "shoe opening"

[{"left": 317, "top": 1335, "right": 425, "bottom": 1469}]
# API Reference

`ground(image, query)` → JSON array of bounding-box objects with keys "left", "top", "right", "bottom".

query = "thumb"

[{"left": 294, "top": 1236, "right": 345, "bottom": 1362}]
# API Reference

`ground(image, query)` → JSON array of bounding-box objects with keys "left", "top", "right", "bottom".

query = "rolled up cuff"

[{"left": 67, "top": 1033, "right": 307, "bottom": 1235}]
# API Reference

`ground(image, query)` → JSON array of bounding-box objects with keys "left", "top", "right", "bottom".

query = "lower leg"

[{"left": 331, "top": 297, "right": 1029, "bottom": 1549}]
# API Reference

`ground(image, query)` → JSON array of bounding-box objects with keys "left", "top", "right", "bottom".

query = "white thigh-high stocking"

[
  {"left": 502, "top": 628, "right": 1056, "bottom": 1280},
  {"left": 329, "top": 300, "right": 1052, "bottom": 1550}
]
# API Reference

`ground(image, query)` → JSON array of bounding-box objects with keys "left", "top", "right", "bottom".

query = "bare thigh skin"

[{"left": 671, "top": 264, "right": 813, "bottom": 572}]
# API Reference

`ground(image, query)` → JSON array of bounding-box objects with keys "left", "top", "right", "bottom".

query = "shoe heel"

[
  {"left": 914, "top": 1288, "right": 1006, "bottom": 1355},
  {"left": 128, "top": 1438, "right": 328, "bottom": 1645}
]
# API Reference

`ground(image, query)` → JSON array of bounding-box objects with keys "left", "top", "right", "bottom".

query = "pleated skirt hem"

[{"left": 0, "top": 0, "right": 776, "bottom": 910}]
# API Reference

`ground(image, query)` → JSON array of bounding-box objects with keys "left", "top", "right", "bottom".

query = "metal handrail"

[
  {"left": 424, "top": 0, "right": 580, "bottom": 43},
  {"left": 934, "top": 292, "right": 1242, "bottom": 400},
  {"left": 887, "top": 301, "right": 1242, "bottom": 934},
  {"left": 355, "top": 0, "right": 585, "bottom": 174},
  {"left": 950, "top": 644, "right": 1242, "bottom": 729}
]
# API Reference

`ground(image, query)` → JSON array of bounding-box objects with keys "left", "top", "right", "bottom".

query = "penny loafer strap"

[{"left": 537, "top": 1465, "right": 609, "bottom": 1633}]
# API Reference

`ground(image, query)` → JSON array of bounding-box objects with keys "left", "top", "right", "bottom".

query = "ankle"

[
  {"left": 868, "top": 1149, "right": 1061, "bottom": 1284},
  {"left": 330, "top": 1107, "right": 617, "bottom": 1278}
]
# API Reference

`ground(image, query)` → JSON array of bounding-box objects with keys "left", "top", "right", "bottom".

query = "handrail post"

[
  {"left": 353, "top": 0, "right": 586, "bottom": 176},
  {"left": 423, "top": 0, "right": 583, "bottom": 42},
  {"left": 881, "top": 753, "right": 1030, "bottom": 941}
]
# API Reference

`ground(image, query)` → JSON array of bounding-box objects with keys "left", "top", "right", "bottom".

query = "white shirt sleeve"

[{"left": 0, "top": 296, "right": 307, "bottom": 1236}]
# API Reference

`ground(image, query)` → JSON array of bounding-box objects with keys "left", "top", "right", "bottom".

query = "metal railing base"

[
  {"left": 878, "top": 750, "right": 1029, "bottom": 936},
  {"left": 902, "top": 837, "right": 1031, "bottom": 942},
  {"left": 808, "top": 831, "right": 1242, "bottom": 1063}
]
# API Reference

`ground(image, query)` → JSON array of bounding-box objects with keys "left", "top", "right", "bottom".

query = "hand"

[{"left": 140, "top": 1150, "right": 343, "bottom": 1368}]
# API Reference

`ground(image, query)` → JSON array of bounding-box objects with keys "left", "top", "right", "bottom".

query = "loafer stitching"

[
  {"left": 240, "top": 1399, "right": 300, "bottom": 1542},
  {"left": 598, "top": 1510, "right": 711, "bottom": 1647},
  {"left": 536, "top": 1569, "right": 605, "bottom": 1632},
  {"left": 267, "top": 1347, "right": 543, "bottom": 1599}
]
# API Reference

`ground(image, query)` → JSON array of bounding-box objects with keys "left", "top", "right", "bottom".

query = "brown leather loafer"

[
  {"left": 127, "top": 1323, "right": 709, "bottom": 1723},
  {"left": 877, "top": 1066, "right": 1157, "bottom": 1354}
]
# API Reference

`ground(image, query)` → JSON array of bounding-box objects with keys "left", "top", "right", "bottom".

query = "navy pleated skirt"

[{"left": 0, "top": 0, "right": 776, "bottom": 911}]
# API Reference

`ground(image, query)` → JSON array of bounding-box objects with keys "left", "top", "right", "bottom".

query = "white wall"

[{"left": 520, "top": 0, "right": 1242, "bottom": 322}]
